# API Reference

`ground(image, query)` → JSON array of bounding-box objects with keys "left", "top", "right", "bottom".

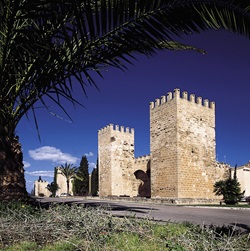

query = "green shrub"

[{"left": 214, "top": 165, "right": 244, "bottom": 205}]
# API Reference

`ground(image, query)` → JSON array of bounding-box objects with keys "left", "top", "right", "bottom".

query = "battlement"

[
  {"left": 134, "top": 155, "right": 151, "bottom": 163},
  {"left": 98, "top": 123, "right": 134, "bottom": 135},
  {"left": 98, "top": 87, "right": 227, "bottom": 200},
  {"left": 36, "top": 180, "right": 47, "bottom": 183},
  {"left": 150, "top": 88, "right": 215, "bottom": 110}
]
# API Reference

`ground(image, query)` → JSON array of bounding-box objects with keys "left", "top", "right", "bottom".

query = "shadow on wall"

[{"left": 134, "top": 161, "right": 151, "bottom": 198}]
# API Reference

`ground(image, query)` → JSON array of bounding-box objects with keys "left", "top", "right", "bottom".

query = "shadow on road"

[
  {"left": 36, "top": 198, "right": 250, "bottom": 233},
  {"left": 231, "top": 223, "right": 250, "bottom": 234},
  {"left": 37, "top": 198, "right": 158, "bottom": 215}
]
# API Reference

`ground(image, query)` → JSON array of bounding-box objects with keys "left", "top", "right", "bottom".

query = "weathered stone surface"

[
  {"left": 98, "top": 88, "right": 227, "bottom": 200},
  {"left": 34, "top": 178, "right": 50, "bottom": 197},
  {"left": 98, "top": 125, "right": 138, "bottom": 196}
]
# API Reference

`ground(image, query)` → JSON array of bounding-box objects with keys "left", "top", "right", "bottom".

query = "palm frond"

[
  {"left": 60, "top": 163, "right": 78, "bottom": 180},
  {"left": 0, "top": 0, "right": 250, "bottom": 137}
]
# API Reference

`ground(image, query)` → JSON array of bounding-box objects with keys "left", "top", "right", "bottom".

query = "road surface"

[{"left": 37, "top": 197, "right": 250, "bottom": 232}]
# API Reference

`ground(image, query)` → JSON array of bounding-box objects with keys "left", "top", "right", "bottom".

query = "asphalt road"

[{"left": 37, "top": 197, "right": 250, "bottom": 232}]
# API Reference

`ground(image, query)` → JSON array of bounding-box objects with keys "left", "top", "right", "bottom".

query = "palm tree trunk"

[
  {"left": 66, "top": 180, "right": 69, "bottom": 195},
  {"left": 0, "top": 134, "right": 28, "bottom": 201}
]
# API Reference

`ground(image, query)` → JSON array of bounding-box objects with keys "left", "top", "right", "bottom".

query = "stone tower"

[
  {"left": 98, "top": 124, "right": 136, "bottom": 197},
  {"left": 55, "top": 167, "right": 73, "bottom": 196},
  {"left": 34, "top": 176, "right": 50, "bottom": 197},
  {"left": 98, "top": 88, "right": 227, "bottom": 201},
  {"left": 150, "top": 88, "right": 217, "bottom": 199}
]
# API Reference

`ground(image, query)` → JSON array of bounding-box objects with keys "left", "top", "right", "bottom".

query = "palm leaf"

[{"left": 0, "top": 0, "right": 250, "bottom": 137}]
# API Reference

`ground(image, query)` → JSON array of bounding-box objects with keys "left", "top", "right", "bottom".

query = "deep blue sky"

[{"left": 18, "top": 30, "right": 250, "bottom": 193}]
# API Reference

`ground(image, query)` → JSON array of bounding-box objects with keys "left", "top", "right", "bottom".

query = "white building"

[
  {"left": 55, "top": 167, "right": 73, "bottom": 196},
  {"left": 34, "top": 176, "right": 51, "bottom": 197},
  {"left": 233, "top": 161, "right": 250, "bottom": 197}
]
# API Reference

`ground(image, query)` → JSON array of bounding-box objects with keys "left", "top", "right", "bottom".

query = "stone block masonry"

[
  {"left": 98, "top": 88, "right": 227, "bottom": 201},
  {"left": 98, "top": 124, "right": 139, "bottom": 197}
]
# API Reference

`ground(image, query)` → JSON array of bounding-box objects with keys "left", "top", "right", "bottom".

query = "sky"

[{"left": 17, "top": 30, "right": 250, "bottom": 193}]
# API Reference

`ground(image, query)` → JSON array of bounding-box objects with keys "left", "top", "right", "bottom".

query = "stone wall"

[
  {"left": 176, "top": 90, "right": 215, "bottom": 198},
  {"left": 98, "top": 88, "right": 228, "bottom": 200},
  {"left": 34, "top": 177, "right": 50, "bottom": 197},
  {"left": 150, "top": 89, "right": 226, "bottom": 199},
  {"left": 150, "top": 91, "right": 179, "bottom": 197},
  {"left": 98, "top": 124, "right": 137, "bottom": 197},
  {"left": 134, "top": 156, "right": 151, "bottom": 197}
]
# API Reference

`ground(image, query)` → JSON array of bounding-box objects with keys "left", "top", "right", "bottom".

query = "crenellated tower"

[
  {"left": 98, "top": 124, "right": 136, "bottom": 197},
  {"left": 34, "top": 176, "right": 50, "bottom": 197},
  {"left": 98, "top": 88, "right": 227, "bottom": 201},
  {"left": 150, "top": 88, "right": 217, "bottom": 199}
]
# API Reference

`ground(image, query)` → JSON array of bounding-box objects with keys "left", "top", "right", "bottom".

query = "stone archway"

[{"left": 134, "top": 168, "right": 151, "bottom": 198}]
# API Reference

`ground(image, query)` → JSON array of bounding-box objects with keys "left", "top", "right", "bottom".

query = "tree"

[
  {"left": 46, "top": 182, "right": 59, "bottom": 197},
  {"left": 59, "top": 163, "right": 78, "bottom": 195},
  {"left": 46, "top": 167, "right": 59, "bottom": 197},
  {"left": 1, "top": 1, "right": 250, "bottom": 200},
  {"left": 73, "top": 155, "right": 89, "bottom": 196},
  {"left": 213, "top": 165, "right": 244, "bottom": 205},
  {"left": 91, "top": 158, "right": 99, "bottom": 196}
]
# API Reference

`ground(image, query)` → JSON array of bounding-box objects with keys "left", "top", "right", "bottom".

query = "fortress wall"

[
  {"left": 98, "top": 124, "right": 135, "bottom": 196},
  {"left": 175, "top": 89, "right": 217, "bottom": 198},
  {"left": 199, "top": 162, "right": 229, "bottom": 200},
  {"left": 134, "top": 155, "right": 150, "bottom": 171},
  {"left": 98, "top": 88, "right": 228, "bottom": 200},
  {"left": 150, "top": 88, "right": 226, "bottom": 199},
  {"left": 150, "top": 90, "right": 178, "bottom": 197},
  {"left": 34, "top": 180, "right": 50, "bottom": 197},
  {"left": 133, "top": 155, "right": 151, "bottom": 197},
  {"left": 98, "top": 125, "right": 113, "bottom": 196}
]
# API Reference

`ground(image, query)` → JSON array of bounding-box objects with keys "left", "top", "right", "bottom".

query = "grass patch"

[
  {"left": 0, "top": 203, "right": 249, "bottom": 250},
  {"left": 3, "top": 241, "right": 38, "bottom": 251}
]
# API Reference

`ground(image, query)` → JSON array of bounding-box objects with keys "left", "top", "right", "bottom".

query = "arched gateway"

[{"left": 98, "top": 88, "right": 227, "bottom": 200}]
